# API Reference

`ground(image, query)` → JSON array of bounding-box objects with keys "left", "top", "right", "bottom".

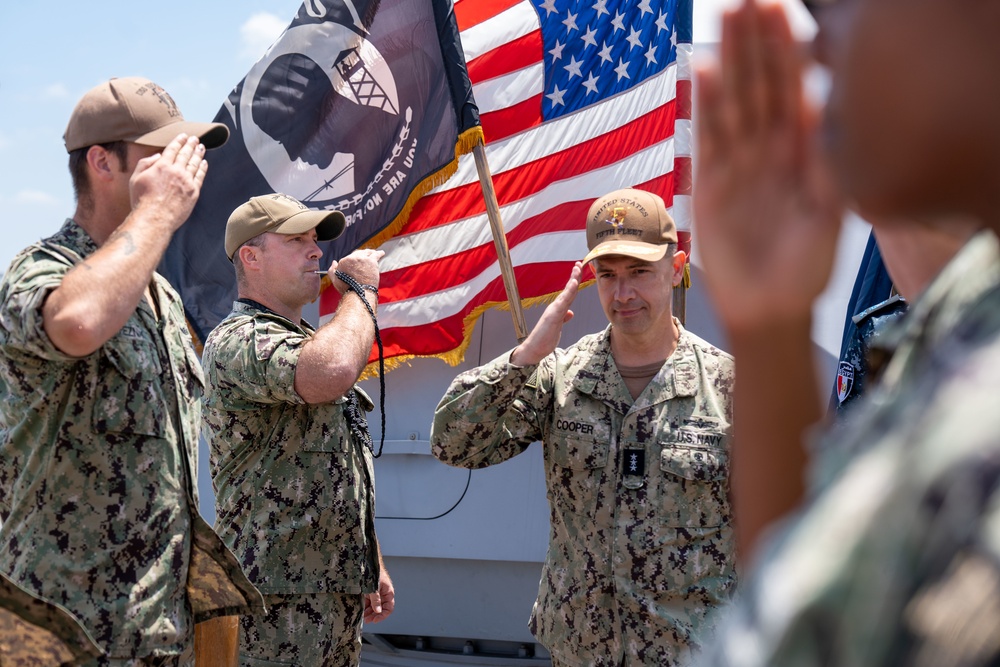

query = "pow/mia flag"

[{"left": 161, "top": 0, "right": 481, "bottom": 342}]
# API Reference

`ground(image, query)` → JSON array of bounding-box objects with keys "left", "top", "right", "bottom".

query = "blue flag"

[{"left": 161, "top": 0, "right": 481, "bottom": 342}]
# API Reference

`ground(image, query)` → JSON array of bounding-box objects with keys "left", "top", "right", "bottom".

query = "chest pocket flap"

[{"left": 657, "top": 426, "right": 731, "bottom": 528}]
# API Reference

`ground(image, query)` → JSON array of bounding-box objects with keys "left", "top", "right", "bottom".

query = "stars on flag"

[
  {"left": 644, "top": 45, "right": 658, "bottom": 65},
  {"left": 562, "top": 11, "right": 580, "bottom": 33},
  {"left": 598, "top": 41, "right": 614, "bottom": 64},
  {"left": 536, "top": 0, "right": 680, "bottom": 116},
  {"left": 564, "top": 55, "right": 585, "bottom": 79},
  {"left": 655, "top": 10, "right": 669, "bottom": 31},
  {"left": 614, "top": 58, "right": 630, "bottom": 81},
  {"left": 546, "top": 85, "right": 567, "bottom": 106},
  {"left": 626, "top": 26, "right": 643, "bottom": 49}
]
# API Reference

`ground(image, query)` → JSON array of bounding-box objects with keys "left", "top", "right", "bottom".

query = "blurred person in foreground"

[
  {"left": 202, "top": 194, "right": 394, "bottom": 666},
  {"left": 0, "top": 77, "right": 262, "bottom": 665},
  {"left": 692, "top": 0, "right": 1000, "bottom": 665},
  {"left": 431, "top": 188, "right": 736, "bottom": 666}
]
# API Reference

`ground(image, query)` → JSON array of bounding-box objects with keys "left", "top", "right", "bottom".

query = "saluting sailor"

[{"left": 431, "top": 188, "right": 737, "bottom": 667}]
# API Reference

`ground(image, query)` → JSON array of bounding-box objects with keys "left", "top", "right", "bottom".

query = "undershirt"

[{"left": 616, "top": 359, "right": 666, "bottom": 401}]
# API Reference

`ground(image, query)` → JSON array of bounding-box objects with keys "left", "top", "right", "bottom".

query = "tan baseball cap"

[
  {"left": 64, "top": 77, "right": 229, "bottom": 152},
  {"left": 582, "top": 188, "right": 677, "bottom": 264},
  {"left": 226, "top": 193, "right": 347, "bottom": 260}
]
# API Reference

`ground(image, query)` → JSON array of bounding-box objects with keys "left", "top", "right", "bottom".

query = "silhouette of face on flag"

[{"left": 252, "top": 53, "right": 337, "bottom": 169}]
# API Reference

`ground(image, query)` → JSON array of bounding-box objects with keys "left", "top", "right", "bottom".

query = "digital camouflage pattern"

[
  {"left": 88, "top": 648, "right": 193, "bottom": 666},
  {"left": 0, "top": 571, "right": 102, "bottom": 666},
  {"left": 0, "top": 220, "right": 263, "bottom": 660},
  {"left": 239, "top": 592, "right": 364, "bottom": 667},
  {"left": 202, "top": 301, "right": 379, "bottom": 597},
  {"left": 431, "top": 322, "right": 736, "bottom": 667},
  {"left": 698, "top": 231, "right": 1000, "bottom": 667}
]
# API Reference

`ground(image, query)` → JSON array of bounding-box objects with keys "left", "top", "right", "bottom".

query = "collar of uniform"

[
  {"left": 851, "top": 293, "right": 906, "bottom": 326},
  {"left": 568, "top": 326, "right": 627, "bottom": 410},
  {"left": 231, "top": 299, "right": 316, "bottom": 335},
  {"left": 670, "top": 321, "right": 699, "bottom": 398},
  {"left": 571, "top": 321, "right": 697, "bottom": 407},
  {"left": 52, "top": 218, "right": 100, "bottom": 259}
]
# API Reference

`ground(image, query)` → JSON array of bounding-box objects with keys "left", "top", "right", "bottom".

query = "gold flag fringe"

[
  {"left": 187, "top": 318, "right": 205, "bottom": 356},
  {"left": 362, "top": 126, "right": 484, "bottom": 251},
  {"left": 319, "top": 125, "right": 484, "bottom": 378}
]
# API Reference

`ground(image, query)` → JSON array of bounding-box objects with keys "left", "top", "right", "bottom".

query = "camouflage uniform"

[
  {"left": 0, "top": 571, "right": 102, "bottom": 666},
  {"left": 697, "top": 230, "right": 1000, "bottom": 667},
  {"left": 237, "top": 592, "right": 363, "bottom": 667},
  {"left": 431, "top": 322, "right": 736, "bottom": 667},
  {"left": 202, "top": 301, "right": 379, "bottom": 665},
  {"left": 0, "top": 220, "right": 263, "bottom": 663}
]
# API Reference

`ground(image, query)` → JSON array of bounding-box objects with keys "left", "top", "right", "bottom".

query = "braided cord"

[{"left": 335, "top": 270, "right": 386, "bottom": 459}]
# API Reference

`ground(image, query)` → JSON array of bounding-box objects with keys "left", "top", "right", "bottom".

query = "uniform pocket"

[
  {"left": 547, "top": 435, "right": 609, "bottom": 519},
  {"left": 657, "top": 442, "right": 730, "bottom": 527}
]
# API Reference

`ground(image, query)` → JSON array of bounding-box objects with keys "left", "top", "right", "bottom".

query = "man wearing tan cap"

[
  {"left": 0, "top": 76, "right": 262, "bottom": 665},
  {"left": 430, "top": 188, "right": 737, "bottom": 666},
  {"left": 201, "top": 193, "right": 394, "bottom": 666}
]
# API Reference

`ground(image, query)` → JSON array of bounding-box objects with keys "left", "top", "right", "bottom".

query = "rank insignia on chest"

[{"left": 623, "top": 448, "right": 645, "bottom": 477}]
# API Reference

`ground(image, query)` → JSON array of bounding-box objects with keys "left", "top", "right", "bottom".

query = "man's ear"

[
  {"left": 86, "top": 145, "right": 116, "bottom": 183},
  {"left": 671, "top": 250, "right": 687, "bottom": 287},
  {"left": 237, "top": 244, "right": 261, "bottom": 271}
]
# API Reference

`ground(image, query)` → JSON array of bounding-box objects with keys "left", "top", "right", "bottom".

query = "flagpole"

[
  {"left": 674, "top": 232, "right": 691, "bottom": 325},
  {"left": 673, "top": 283, "right": 687, "bottom": 326},
  {"left": 472, "top": 138, "right": 529, "bottom": 342}
]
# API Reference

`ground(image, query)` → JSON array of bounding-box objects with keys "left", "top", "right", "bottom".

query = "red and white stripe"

[{"left": 322, "top": 0, "right": 692, "bottom": 364}]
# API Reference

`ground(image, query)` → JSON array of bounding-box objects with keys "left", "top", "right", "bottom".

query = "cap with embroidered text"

[
  {"left": 582, "top": 188, "right": 678, "bottom": 264},
  {"left": 63, "top": 77, "right": 229, "bottom": 152}
]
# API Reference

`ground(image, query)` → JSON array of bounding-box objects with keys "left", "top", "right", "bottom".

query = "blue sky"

[
  {"left": 0, "top": 1, "right": 303, "bottom": 270},
  {"left": 0, "top": 0, "right": 814, "bottom": 273}
]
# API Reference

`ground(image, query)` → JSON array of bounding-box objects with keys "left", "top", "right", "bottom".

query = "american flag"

[{"left": 321, "top": 0, "right": 693, "bottom": 369}]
